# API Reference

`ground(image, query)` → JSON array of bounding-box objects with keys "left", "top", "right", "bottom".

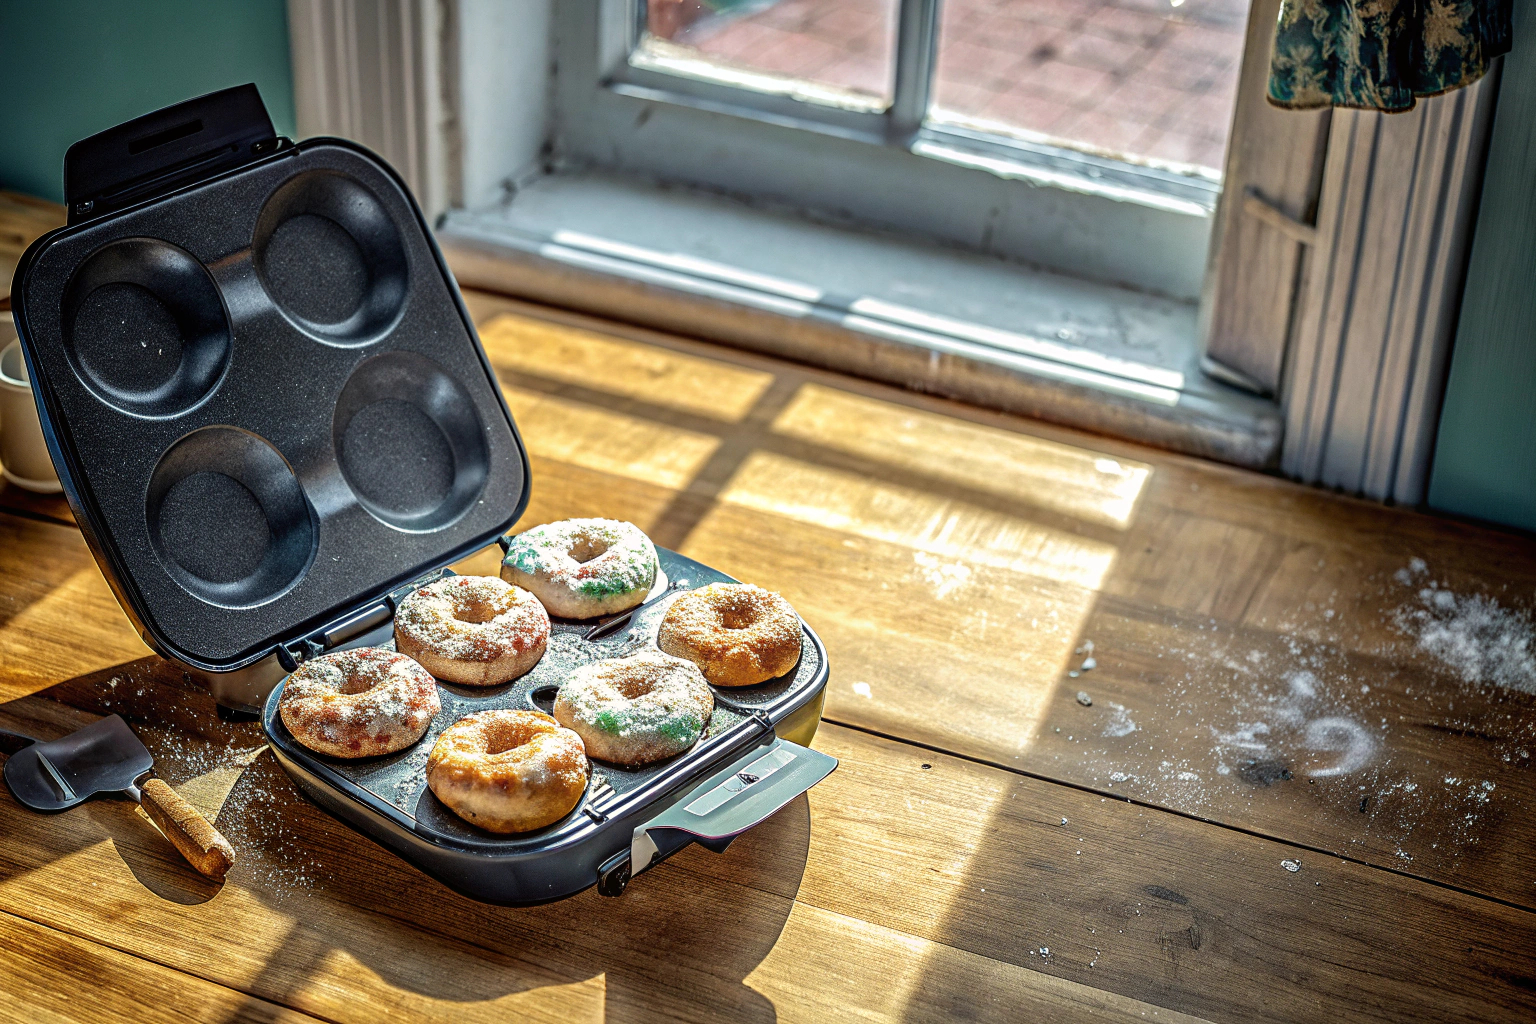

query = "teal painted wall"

[
  {"left": 1430, "top": 6, "right": 1536, "bottom": 531},
  {"left": 0, "top": 0, "right": 295, "bottom": 202}
]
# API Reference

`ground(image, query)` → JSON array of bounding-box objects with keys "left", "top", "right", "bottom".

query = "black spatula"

[{"left": 1, "top": 715, "right": 235, "bottom": 881}]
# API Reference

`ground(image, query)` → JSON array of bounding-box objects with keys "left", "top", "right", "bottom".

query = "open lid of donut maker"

[{"left": 12, "top": 86, "right": 834, "bottom": 904}]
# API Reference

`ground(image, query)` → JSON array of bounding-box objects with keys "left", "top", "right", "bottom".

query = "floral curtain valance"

[{"left": 1269, "top": 0, "right": 1513, "bottom": 111}]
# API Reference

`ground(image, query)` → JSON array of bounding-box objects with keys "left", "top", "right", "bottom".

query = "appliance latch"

[{"left": 596, "top": 736, "right": 838, "bottom": 897}]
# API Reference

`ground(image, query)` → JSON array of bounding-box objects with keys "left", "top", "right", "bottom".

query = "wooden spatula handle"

[{"left": 139, "top": 778, "right": 236, "bottom": 882}]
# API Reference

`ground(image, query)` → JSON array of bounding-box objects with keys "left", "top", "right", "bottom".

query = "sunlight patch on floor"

[
  {"left": 165, "top": 745, "right": 268, "bottom": 824},
  {"left": 715, "top": 451, "right": 1117, "bottom": 590},
  {"left": 771, "top": 383, "right": 1151, "bottom": 528},
  {"left": 480, "top": 313, "right": 774, "bottom": 421},
  {"left": 503, "top": 385, "right": 721, "bottom": 490},
  {"left": 0, "top": 567, "right": 148, "bottom": 699}
]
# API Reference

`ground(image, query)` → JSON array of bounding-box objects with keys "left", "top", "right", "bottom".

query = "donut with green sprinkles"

[
  {"left": 553, "top": 649, "right": 714, "bottom": 766},
  {"left": 501, "top": 518, "right": 659, "bottom": 619}
]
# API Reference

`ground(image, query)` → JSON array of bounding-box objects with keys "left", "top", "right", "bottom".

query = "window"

[
  {"left": 290, "top": 0, "right": 1489, "bottom": 493},
  {"left": 560, "top": 0, "right": 1240, "bottom": 301},
  {"left": 642, "top": 0, "right": 1248, "bottom": 176}
]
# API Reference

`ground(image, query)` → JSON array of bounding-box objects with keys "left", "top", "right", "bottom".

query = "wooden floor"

[{"left": 1, "top": 286, "right": 1534, "bottom": 1022}]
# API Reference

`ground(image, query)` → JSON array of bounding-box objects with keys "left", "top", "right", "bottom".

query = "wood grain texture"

[
  {"left": 0, "top": 907, "right": 319, "bottom": 1024},
  {"left": 0, "top": 666, "right": 1215, "bottom": 1024},
  {"left": 0, "top": 514, "right": 148, "bottom": 701},
  {"left": 0, "top": 190, "right": 64, "bottom": 299},
  {"left": 469, "top": 296, "right": 1536, "bottom": 910},
  {"left": 1, "top": 651, "right": 1530, "bottom": 1023},
  {"left": 0, "top": 287, "right": 1531, "bottom": 1021},
  {"left": 0, "top": 481, "right": 73, "bottom": 526}
]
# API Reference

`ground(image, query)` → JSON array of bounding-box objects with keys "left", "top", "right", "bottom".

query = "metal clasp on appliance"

[{"left": 595, "top": 736, "right": 837, "bottom": 897}]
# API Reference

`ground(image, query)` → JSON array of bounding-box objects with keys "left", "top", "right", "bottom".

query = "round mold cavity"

[
  {"left": 60, "top": 238, "right": 231, "bottom": 418},
  {"left": 253, "top": 170, "right": 408, "bottom": 346},
  {"left": 147, "top": 426, "right": 316, "bottom": 608},
  {"left": 333, "top": 351, "right": 489, "bottom": 532}
]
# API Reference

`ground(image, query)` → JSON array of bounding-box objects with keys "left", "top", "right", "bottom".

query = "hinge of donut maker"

[
  {"left": 275, "top": 568, "right": 459, "bottom": 671},
  {"left": 595, "top": 729, "right": 837, "bottom": 898}
]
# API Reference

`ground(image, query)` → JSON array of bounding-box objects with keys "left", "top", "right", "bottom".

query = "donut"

[
  {"left": 278, "top": 648, "right": 440, "bottom": 758},
  {"left": 501, "top": 518, "right": 658, "bottom": 619},
  {"left": 554, "top": 649, "right": 714, "bottom": 766},
  {"left": 657, "top": 583, "right": 803, "bottom": 687},
  {"left": 425, "top": 710, "right": 589, "bottom": 833},
  {"left": 394, "top": 575, "right": 549, "bottom": 686}
]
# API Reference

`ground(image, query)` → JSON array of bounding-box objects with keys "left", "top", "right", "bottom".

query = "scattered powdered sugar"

[
  {"left": 912, "top": 551, "right": 973, "bottom": 600},
  {"left": 1048, "top": 556, "right": 1536, "bottom": 875},
  {"left": 547, "top": 630, "right": 614, "bottom": 663},
  {"left": 1393, "top": 580, "right": 1536, "bottom": 693},
  {"left": 1102, "top": 702, "right": 1137, "bottom": 738}
]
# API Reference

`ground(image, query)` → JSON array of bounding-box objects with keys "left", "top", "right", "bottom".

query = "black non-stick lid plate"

[{"left": 13, "top": 88, "right": 529, "bottom": 671}]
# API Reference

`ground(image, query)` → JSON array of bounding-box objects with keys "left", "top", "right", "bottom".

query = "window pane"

[
  {"left": 642, "top": 0, "right": 900, "bottom": 110},
  {"left": 930, "top": 0, "right": 1249, "bottom": 175}
]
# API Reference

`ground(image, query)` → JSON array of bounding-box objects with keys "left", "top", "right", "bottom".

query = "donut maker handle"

[{"left": 595, "top": 736, "right": 837, "bottom": 897}]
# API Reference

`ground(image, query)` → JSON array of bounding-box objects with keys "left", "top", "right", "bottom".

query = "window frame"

[{"left": 553, "top": 0, "right": 1222, "bottom": 300}]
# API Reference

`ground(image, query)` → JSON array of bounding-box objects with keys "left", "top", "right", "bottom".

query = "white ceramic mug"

[{"left": 0, "top": 314, "right": 63, "bottom": 493}]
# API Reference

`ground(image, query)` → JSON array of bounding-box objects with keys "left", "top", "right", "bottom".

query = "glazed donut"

[
  {"left": 657, "top": 583, "right": 803, "bottom": 687},
  {"left": 394, "top": 575, "right": 549, "bottom": 686},
  {"left": 501, "top": 518, "right": 658, "bottom": 619},
  {"left": 425, "top": 710, "right": 589, "bottom": 833},
  {"left": 554, "top": 649, "right": 714, "bottom": 766},
  {"left": 278, "top": 648, "right": 440, "bottom": 758}
]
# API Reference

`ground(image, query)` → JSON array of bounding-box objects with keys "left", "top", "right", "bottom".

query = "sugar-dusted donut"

[
  {"left": 501, "top": 518, "right": 658, "bottom": 619},
  {"left": 554, "top": 649, "right": 714, "bottom": 766},
  {"left": 426, "top": 710, "right": 589, "bottom": 833},
  {"left": 657, "top": 583, "right": 803, "bottom": 687},
  {"left": 278, "top": 648, "right": 440, "bottom": 758},
  {"left": 394, "top": 575, "right": 549, "bottom": 686}
]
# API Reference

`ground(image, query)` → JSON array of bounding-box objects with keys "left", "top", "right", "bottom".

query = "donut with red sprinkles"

[
  {"left": 395, "top": 575, "right": 549, "bottom": 686},
  {"left": 278, "top": 648, "right": 440, "bottom": 758}
]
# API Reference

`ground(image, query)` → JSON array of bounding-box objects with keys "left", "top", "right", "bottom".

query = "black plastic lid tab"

[{"left": 65, "top": 84, "right": 281, "bottom": 224}]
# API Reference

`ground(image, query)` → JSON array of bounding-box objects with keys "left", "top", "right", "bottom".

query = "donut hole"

[
  {"left": 611, "top": 677, "right": 653, "bottom": 700},
  {"left": 441, "top": 582, "right": 515, "bottom": 625},
  {"left": 453, "top": 599, "right": 499, "bottom": 625},
  {"left": 336, "top": 676, "right": 378, "bottom": 696},
  {"left": 483, "top": 726, "right": 529, "bottom": 756},
  {"left": 720, "top": 605, "right": 759, "bottom": 630},
  {"left": 474, "top": 715, "right": 544, "bottom": 756},
  {"left": 568, "top": 535, "right": 611, "bottom": 564}
]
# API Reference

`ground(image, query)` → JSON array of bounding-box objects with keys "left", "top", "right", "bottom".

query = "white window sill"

[{"left": 437, "top": 173, "right": 1280, "bottom": 467}]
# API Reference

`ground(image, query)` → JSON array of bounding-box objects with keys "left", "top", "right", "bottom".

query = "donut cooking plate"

[
  {"left": 11, "top": 86, "right": 529, "bottom": 710},
  {"left": 261, "top": 548, "right": 833, "bottom": 906}
]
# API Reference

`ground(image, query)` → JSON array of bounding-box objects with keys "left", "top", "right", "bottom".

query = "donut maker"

[{"left": 12, "top": 86, "right": 834, "bottom": 904}]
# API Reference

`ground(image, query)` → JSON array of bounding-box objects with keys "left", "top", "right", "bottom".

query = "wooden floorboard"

[
  {"left": 0, "top": 906, "right": 323, "bottom": 1024},
  {"left": 0, "top": 665, "right": 1213, "bottom": 1024},
  {"left": 1, "top": 649, "right": 1530, "bottom": 1023},
  {"left": 0, "top": 287, "right": 1529, "bottom": 1020},
  {"left": 467, "top": 297, "right": 1536, "bottom": 910}
]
